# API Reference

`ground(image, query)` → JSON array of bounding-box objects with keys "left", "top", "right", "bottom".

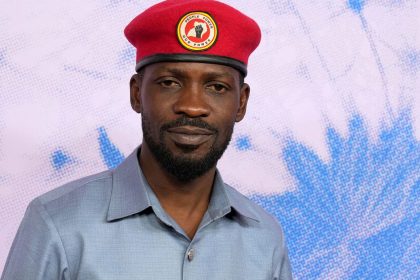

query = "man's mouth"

[{"left": 166, "top": 126, "right": 215, "bottom": 146}]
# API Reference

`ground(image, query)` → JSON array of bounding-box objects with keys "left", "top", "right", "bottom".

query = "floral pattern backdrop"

[{"left": 0, "top": 0, "right": 419, "bottom": 279}]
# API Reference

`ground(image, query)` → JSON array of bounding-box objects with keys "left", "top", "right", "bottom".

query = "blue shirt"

[{"left": 2, "top": 148, "right": 292, "bottom": 280}]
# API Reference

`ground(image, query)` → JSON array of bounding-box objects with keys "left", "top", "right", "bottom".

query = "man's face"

[{"left": 130, "top": 62, "right": 250, "bottom": 182}]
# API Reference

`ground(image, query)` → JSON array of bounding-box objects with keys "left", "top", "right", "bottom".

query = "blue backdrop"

[{"left": 0, "top": 0, "right": 419, "bottom": 279}]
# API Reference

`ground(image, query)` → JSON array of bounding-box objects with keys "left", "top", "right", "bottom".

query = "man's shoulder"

[
  {"left": 32, "top": 169, "right": 114, "bottom": 218},
  {"left": 223, "top": 183, "right": 284, "bottom": 235}
]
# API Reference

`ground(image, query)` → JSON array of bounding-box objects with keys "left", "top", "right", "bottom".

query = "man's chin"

[
  {"left": 167, "top": 150, "right": 216, "bottom": 170},
  {"left": 141, "top": 122, "right": 232, "bottom": 182},
  {"left": 162, "top": 156, "right": 215, "bottom": 182},
  {"left": 171, "top": 155, "right": 210, "bottom": 168},
  {"left": 152, "top": 144, "right": 222, "bottom": 182}
]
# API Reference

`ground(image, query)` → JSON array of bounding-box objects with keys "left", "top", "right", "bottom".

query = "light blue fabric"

[{"left": 2, "top": 148, "right": 292, "bottom": 280}]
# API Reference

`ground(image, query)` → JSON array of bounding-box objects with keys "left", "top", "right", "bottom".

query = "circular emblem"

[{"left": 177, "top": 11, "right": 218, "bottom": 51}]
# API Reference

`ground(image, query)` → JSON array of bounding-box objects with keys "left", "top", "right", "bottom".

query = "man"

[{"left": 2, "top": 1, "right": 292, "bottom": 279}]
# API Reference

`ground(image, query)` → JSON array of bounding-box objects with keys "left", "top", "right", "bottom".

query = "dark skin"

[{"left": 130, "top": 62, "right": 250, "bottom": 239}]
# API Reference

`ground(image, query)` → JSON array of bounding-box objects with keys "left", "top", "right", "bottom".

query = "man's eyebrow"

[
  {"left": 156, "top": 67, "right": 188, "bottom": 77},
  {"left": 204, "top": 71, "right": 235, "bottom": 79},
  {"left": 155, "top": 67, "right": 235, "bottom": 80}
]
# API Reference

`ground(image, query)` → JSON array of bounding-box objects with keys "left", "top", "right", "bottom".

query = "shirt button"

[{"left": 187, "top": 249, "right": 194, "bottom": 261}]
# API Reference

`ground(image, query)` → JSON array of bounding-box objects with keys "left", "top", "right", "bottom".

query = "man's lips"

[
  {"left": 166, "top": 126, "right": 215, "bottom": 146},
  {"left": 167, "top": 126, "right": 214, "bottom": 135}
]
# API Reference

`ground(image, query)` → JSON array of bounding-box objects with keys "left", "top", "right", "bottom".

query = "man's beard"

[{"left": 142, "top": 115, "right": 233, "bottom": 183}]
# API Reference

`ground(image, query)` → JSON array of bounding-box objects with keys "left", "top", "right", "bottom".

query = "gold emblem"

[{"left": 177, "top": 12, "right": 218, "bottom": 51}]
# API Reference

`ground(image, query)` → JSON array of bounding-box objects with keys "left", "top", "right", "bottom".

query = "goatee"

[{"left": 141, "top": 116, "right": 233, "bottom": 182}]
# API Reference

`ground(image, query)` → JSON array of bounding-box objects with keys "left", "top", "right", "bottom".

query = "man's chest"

[{"left": 62, "top": 216, "right": 274, "bottom": 280}]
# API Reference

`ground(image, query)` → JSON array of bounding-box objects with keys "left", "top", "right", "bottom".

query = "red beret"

[{"left": 124, "top": 0, "right": 261, "bottom": 76}]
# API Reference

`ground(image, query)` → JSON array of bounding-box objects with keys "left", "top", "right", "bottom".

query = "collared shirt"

[{"left": 2, "top": 148, "right": 292, "bottom": 280}]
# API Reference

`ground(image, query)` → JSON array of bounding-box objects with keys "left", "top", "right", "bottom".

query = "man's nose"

[{"left": 172, "top": 84, "right": 211, "bottom": 118}]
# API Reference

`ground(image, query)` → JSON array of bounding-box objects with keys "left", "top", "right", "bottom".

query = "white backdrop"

[{"left": 1, "top": 0, "right": 419, "bottom": 279}]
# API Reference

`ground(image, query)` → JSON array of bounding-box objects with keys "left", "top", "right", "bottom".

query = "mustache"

[{"left": 160, "top": 116, "right": 218, "bottom": 133}]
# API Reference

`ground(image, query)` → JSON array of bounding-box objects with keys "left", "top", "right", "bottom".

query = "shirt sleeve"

[
  {"left": 272, "top": 224, "right": 293, "bottom": 280},
  {"left": 1, "top": 199, "right": 70, "bottom": 280},
  {"left": 273, "top": 244, "right": 293, "bottom": 280}
]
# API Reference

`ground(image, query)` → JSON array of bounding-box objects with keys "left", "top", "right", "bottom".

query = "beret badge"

[{"left": 177, "top": 11, "right": 218, "bottom": 51}]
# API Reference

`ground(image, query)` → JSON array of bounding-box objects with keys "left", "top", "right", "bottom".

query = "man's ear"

[
  {"left": 130, "top": 74, "right": 142, "bottom": 113},
  {"left": 235, "top": 83, "right": 250, "bottom": 122}
]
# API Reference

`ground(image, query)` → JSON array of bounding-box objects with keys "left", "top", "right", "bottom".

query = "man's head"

[
  {"left": 125, "top": 1, "right": 261, "bottom": 182},
  {"left": 130, "top": 62, "right": 249, "bottom": 182}
]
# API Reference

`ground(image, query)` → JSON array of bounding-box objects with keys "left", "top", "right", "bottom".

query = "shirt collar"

[
  {"left": 107, "top": 147, "right": 259, "bottom": 222},
  {"left": 209, "top": 171, "right": 259, "bottom": 222},
  {"left": 107, "top": 148, "right": 151, "bottom": 221}
]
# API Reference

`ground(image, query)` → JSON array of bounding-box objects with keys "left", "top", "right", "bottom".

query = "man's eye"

[
  {"left": 207, "top": 83, "right": 228, "bottom": 93},
  {"left": 159, "top": 80, "right": 180, "bottom": 88}
]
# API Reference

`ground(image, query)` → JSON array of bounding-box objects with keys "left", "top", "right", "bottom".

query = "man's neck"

[{"left": 138, "top": 144, "right": 216, "bottom": 239}]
